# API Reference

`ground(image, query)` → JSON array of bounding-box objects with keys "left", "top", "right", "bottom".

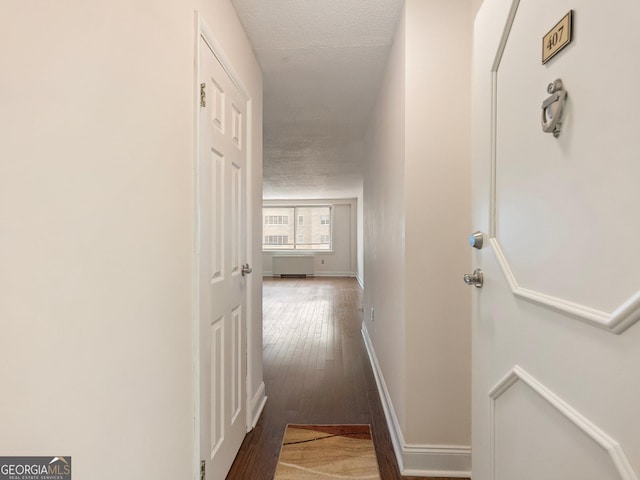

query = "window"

[
  {"left": 265, "top": 215, "right": 288, "bottom": 225},
  {"left": 264, "top": 235, "right": 289, "bottom": 245},
  {"left": 263, "top": 205, "right": 331, "bottom": 251}
]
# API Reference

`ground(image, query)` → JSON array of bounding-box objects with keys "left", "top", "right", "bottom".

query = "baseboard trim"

[
  {"left": 249, "top": 381, "right": 267, "bottom": 430},
  {"left": 361, "top": 324, "right": 471, "bottom": 478},
  {"left": 263, "top": 271, "right": 357, "bottom": 278},
  {"left": 402, "top": 443, "right": 472, "bottom": 477},
  {"left": 361, "top": 323, "right": 405, "bottom": 465},
  {"left": 314, "top": 271, "right": 356, "bottom": 277}
]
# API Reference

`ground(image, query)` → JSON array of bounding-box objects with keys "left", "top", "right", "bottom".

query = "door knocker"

[{"left": 541, "top": 78, "right": 567, "bottom": 138}]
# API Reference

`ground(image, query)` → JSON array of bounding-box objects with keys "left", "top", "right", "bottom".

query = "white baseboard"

[
  {"left": 314, "top": 271, "right": 356, "bottom": 277},
  {"left": 263, "top": 271, "right": 357, "bottom": 278},
  {"left": 356, "top": 275, "right": 364, "bottom": 289},
  {"left": 402, "top": 444, "right": 472, "bottom": 477},
  {"left": 361, "top": 324, "right": 471, "bottom": 478},
  {"left": 361, "top": 323, "right": 404, "bottom": 463},
  {"left": 249, "top": 381, "right": 267, "bottom": 430}
]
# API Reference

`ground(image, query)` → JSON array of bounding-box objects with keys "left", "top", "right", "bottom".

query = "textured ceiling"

[{"left": 231, "top": 0, "right": 403, "bottom": 199}]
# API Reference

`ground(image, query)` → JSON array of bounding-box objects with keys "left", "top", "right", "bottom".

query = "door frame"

[{"left": 193, "top": 12, "right": 255, "bottom": 478}]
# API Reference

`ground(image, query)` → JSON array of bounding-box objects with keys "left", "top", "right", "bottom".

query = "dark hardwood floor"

[{"left": 226, "top": 277, "right": 468, "bottom": 480}]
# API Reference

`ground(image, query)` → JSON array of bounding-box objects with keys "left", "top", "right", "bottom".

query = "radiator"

[{"left": 272, "top": 255, "right": 314, "bottom": 277}]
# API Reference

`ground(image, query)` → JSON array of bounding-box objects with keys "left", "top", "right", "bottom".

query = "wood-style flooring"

[{"left": 226, "top": 276, "right": 469, "bottom": 480}]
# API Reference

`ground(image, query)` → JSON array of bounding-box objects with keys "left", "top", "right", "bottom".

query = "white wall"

[
  {"left": 362, "top": 0, "right": 472, "bottom": 475},
  {"left": 404, "top": 0, "right": 472, "bottom": 446},
  {"left": 472, "top": 0, "right": 485, "bottom": 18},
  {"left": 363, "top": 4, "right": 408, "bottom": 440},
  {"left": 357, "top": 189, "right": 365, "bottom": 287},
  {"left": 0, "top": 1, "right": 262, "bottom": 479},
  {"left": 262, "top": 199, "right": 358, "bottom": 277}
]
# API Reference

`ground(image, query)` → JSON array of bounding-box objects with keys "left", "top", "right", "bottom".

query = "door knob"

[
  {"left": 464, "top": 268, "right": 483, "bottom": 288},
  {"left": 241, "top": 264, "right": 253, "bottom": 276}
]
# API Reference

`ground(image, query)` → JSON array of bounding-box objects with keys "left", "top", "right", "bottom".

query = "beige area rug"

[{"left": 274, "top": 424, "right": 381, "bottom": 479}]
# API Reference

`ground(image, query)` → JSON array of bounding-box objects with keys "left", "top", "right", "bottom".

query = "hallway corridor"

[{"left": 227, "top": 277, "right": 467, "bottom": 479}]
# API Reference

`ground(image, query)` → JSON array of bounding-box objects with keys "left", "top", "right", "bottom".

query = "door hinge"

[
  {"left": 200, "top": 460, "right": 205, "bottom": 480},
  {"left": 200, "top": 83, "right": 206, "bottom": 108}
]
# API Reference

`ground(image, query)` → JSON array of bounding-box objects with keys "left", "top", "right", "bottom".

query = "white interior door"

[
  {"left": 472, "top": 1, "right": 640, "bottom": 479},
  {"left": 197, "top": 34, "right": 248, "bottom": 480}
]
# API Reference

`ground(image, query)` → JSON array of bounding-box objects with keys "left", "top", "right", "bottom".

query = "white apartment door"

[
  {"left": 197, "top": 34, "right": 249, "bottom": 480},
  {"left": 472, "top": 1, "right": 640, "bottom": 479}
]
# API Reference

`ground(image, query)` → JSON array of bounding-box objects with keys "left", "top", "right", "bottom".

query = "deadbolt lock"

[{"left": 469, "top": 231, "right": 484, "bottom": 249}]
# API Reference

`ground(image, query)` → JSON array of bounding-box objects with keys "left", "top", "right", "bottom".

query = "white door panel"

[
  {"left": 198, "top": 34, "right": 248, "bottom": 480},
  {"left": 494, "top": 0, "right": 640, "bottom": 313},
  {"left": 472, "top": 1, "right": 640, "bottom": 479},
  {"left": 493, "top": 374, "right": 624, "bottom": 480}
]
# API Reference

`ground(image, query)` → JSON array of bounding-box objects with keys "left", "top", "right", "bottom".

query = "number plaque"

[{"left": 542, "top": 11, "right": 573, "bottom": 64}]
